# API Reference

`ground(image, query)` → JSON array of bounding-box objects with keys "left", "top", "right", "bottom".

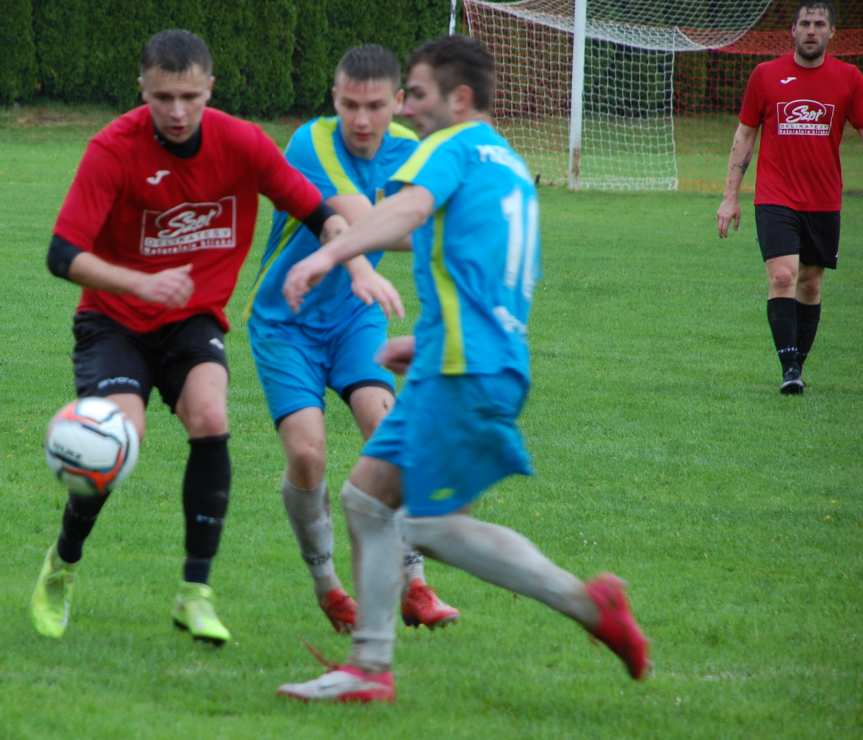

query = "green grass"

[
  {"left": 496, "top": 111, "right": 863, "bottom": 193},
  {"left": 1, "top": 106, "right": 862, "bottom": 739}
]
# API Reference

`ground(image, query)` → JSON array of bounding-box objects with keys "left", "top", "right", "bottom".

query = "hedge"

[
  {"left": 2, "top": 0, "right": 451, "bottom": 115},
  {"left": 0, "top": 0, "right": 37, "bottom": 104}
]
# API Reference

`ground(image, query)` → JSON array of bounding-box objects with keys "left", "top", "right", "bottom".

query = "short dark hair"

[
  {"left": 335, "top": 44, "right": 401, "bottom": 88},
  {"left": 407, "top": 35, "right": 495, "bottom": 112},
  {"left": 794, "top": 1, "right": 835, "bottom": 26},
  {"left": 140, "top": 29, "right": 213, "bottom": 76}
]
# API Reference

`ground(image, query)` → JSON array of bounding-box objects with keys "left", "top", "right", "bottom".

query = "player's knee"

[
  {"left": 768, "top": 266, "right": 797, "bottom": 292},
  {"left": 286, "top": 440, "right": 325, "bottom": 486},
  {"left": 341, "top": 480, "right": 397, "bottom": 518},
  {"left": 182, "top": 402, "right": 228, "bottom": 437},
  {"left": 797, "top": 279, "right": 821, "bottom": 304}
]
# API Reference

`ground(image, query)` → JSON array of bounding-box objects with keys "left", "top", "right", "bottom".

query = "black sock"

[
  {"left": 183, "top": 557, "right": 212, "bottom": 584},
  {"left": 767, "top": 298, "right": 799, "bottom": 372},
  {"left": 796, "top": 301, "right": 821, "bottom": 369},
  {"left": 57, "top": 493, "right": 111, "bottom": 564},
  {"left": 182, "top": 435, "right": 231, "bottom": 584}
]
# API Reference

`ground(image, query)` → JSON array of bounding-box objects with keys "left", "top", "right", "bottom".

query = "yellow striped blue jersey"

[
  {"left": 390, "top": 121, "right": 540, "bottom": 381},
  {"left": 246, "top": 116, "right": 418, "bottom": 328}
]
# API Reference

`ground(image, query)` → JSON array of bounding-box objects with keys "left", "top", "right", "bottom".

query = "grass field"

[{"left": 1, "top": 106, "right": 862, "bottom": 739}]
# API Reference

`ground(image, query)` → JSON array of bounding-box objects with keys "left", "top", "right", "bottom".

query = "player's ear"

[
  {"left": 394, "top": 88, "right": 405, "bottom": 114},
  {"left": 450, "top": 84, "right": 474, "bottom": 115},
  {"left": 205, "top": 75, "right": 214, "bottom": 102}
]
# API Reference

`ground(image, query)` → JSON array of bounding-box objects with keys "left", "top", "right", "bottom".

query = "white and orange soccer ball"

[{"left": 44, "top": 397, "right": 139, "bottom": 496}]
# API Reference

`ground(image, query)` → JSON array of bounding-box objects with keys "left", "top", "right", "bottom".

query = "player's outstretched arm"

[
  {"left": 717, "top": 123, "right": 757, "bottom": 238},
  {"left": 68, "top": 250, "right": 194, "bottom": 308},
  {"left": 283, "top": 185, "right": 434, "bottom": 312}
]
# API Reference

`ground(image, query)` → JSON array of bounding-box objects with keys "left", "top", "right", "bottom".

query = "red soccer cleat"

[
  {"left": 401, "top": 579, "right": 460, "bottom": 629},
  {"left": 319, "top": 588, "right": 357, "bottom": 634},
  {"left": 585, "top": 573, "right": 650, "bottom": 680},
  {"left": 276, "top": 664, "right": 395, "bottom": 703}
]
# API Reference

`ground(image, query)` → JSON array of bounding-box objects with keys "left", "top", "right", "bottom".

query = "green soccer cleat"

[
  {"left": 172, "top": 582, "right": 231, "bottom": 645},
  {"left": 31, "top": 544, "right": 77, "bottom": 639}
]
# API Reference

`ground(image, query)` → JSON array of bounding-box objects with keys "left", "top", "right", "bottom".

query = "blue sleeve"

[{"left": 392, "top": 134, "right": 468, "bottom": 209}]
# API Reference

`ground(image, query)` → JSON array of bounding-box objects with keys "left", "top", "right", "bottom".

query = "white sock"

[
  {"left": 281, "top": 478, "right": 337, "bottom": 595},
  {"left": 401, "top": 541, "right": 425, "bottom": 586},
  {"left": 401, "top": 514, "right": 596, "bottom": 625},
  {"left": 341, "top": 481, "right": 401, "bottom": 672}
]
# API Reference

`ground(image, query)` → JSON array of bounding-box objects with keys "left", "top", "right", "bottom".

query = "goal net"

[{"left": 463, "top": 0, "right": 863, "bottom": 190}]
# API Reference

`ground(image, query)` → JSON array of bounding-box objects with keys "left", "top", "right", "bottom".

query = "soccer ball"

[{"left": 44, "top": 397, "right": 140, "bottom": 496}]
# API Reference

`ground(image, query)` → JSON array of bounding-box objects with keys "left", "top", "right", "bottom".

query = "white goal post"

[{"left": 461, "top": 0, "right": 774, "bottom": 190}]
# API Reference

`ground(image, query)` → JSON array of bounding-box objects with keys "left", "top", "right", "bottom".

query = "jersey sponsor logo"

[
  {"left": 140, "top": 197, "right": 237, "bottom": 255},
  {"left": 146, "top": 169, "right": 171, "bottom": 185},
  {"left": 776, "top": 99, "right": 834, "bottom": 136},
  {"left": 779, "top": 76, "right": 797, "bottom": 85},
  {"left": 476, "top": 144, "right": 533, "bottom": 184}
]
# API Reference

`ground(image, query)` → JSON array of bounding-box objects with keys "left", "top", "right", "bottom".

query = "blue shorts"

[
  {"left": 363, "top": 371, "right": 534, "bottom": 516},
  {"left": 248, "top": 308, "right": 394, "bottom": 426}
]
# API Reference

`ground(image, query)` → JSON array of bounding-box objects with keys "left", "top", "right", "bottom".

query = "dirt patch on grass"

[{"left": 2, "top": 104, "right": 117, "bottom": 129}]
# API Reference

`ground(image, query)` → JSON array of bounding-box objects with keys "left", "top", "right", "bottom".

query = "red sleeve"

[
  {"left": 848, "top": 64, "right": 863, "bottom": 130},
  {"left": 53, "top": 140, "right": 123, "bottom": 251},
  {"left": 738, "top": 65, "right": 764, "bottom": 129},
  {"left": 254, "top": 127, "right": 322, "bottom": 220}
]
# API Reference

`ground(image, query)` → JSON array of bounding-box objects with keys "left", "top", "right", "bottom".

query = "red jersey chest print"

[
  {"left": 141, "top": 197, "right": 238, "bottom": 256},
  {"left": 775, "top": 98, "right": 835, "bottom": 136}
]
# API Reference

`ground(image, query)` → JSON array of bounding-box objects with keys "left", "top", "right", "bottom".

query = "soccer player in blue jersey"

[
  {"left": 246, "top": 45, "right": 458, "bottom": 634},
  {"left": 276, "top": 35, "right": 650, "bottom": 703}
]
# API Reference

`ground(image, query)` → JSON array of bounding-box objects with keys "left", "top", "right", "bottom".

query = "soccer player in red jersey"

[
  {"left": 30, "top": 29, "right": 351, "bottom": 643},
  {"left": 717, "top": 1, "right": 863, "bottom": 394}
]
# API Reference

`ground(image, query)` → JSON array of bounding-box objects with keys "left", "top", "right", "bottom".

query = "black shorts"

[
  {"left": 755, "top": 205, "right": 840, "bottom": 269},
  {"left": 72, "top": 312, "right": 229, "bottom": 411}
]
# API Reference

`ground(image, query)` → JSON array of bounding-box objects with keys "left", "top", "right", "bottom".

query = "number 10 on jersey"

[{"left": 501, "top": 187, "right": 539, "bottom": 300}]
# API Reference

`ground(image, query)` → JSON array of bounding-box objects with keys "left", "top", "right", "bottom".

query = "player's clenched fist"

[
  {"left": 134, "top": 264, "right": 194, "bottom": 307},
  {"left": 374, "top": 335, "right": 415, "bottom": 375}
]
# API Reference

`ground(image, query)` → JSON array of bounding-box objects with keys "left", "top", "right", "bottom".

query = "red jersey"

[
  {"left": 54, "top": 106, "right": 323, "bottom": 332},
  {"left": 739, "top": 53, "right": 863, "bottom": 211}
]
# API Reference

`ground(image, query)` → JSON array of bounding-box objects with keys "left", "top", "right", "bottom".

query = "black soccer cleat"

[{"left": 780, "top": 365, "right": 805, "bottom": 395}]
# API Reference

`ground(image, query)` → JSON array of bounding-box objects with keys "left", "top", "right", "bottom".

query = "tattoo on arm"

[{"left": 734, "top": 153, "right": 751, "bottom": 175}]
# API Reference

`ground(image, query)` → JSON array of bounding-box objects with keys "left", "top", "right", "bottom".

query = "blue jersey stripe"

[
  {"left": 242, "top": 216, "right": 302, "bottom": 320},
  {"left": 310, "top": 118, "right": 359, "bottom": 196},
  {"left": 391, "top": 121, "right": 479, "bottom": 184}
]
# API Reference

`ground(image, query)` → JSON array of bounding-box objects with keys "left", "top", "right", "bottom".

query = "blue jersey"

[
  {"left": 246, "top": 117, "right": 418, "bottom": 329},
  {"left": 390, "top": 122, "right": 540, "bottom": 382}
]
